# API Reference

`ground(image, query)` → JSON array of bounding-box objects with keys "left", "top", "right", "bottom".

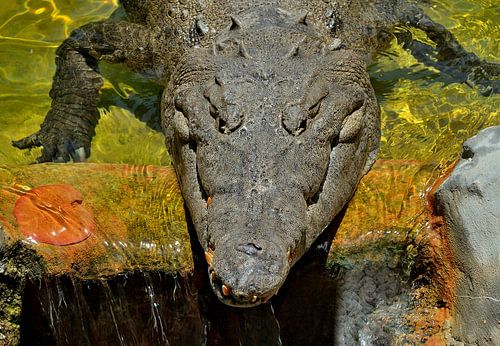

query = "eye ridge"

[
  {"left": 203, "top": 94, "right": 235, "bottom": 135},
  {"left": 306, "top": 94, "right": 327, "bottom": 118},
  {"left": 293, "top": 94, "right": 327, "bottom": 136},
  {"left": 204, "top": 95, "right": 220, "bottom": 118},
  {"left": 307, "top": 102, "right": 320, "bottom": 119}
]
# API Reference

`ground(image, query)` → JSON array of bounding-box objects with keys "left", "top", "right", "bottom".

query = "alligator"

[{"left": 12, "top": 0, "right": 498, "bottom": 307}]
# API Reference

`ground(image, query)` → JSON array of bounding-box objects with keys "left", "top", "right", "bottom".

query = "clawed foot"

[
  {"left": 12, "top": 130, "right": 89, "bottom": 163},
  {"left": 465, "top": 63, "right": 500, "bottom": 96}
]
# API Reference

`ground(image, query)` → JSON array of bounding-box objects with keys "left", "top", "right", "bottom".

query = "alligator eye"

[
  {"left": 207, "top": 102, "right": 227, "bottom": 133},
  {"left": 203, "top": 91, "right": 226, "bottom": 133},
  {"left": 204, "top": 86, "right": 221, "bottom": 117},
  {"left": 282, "top": 94, "right": 326, "bottom": 136},
  {"left": 282, "top": 105, "right": 306, "bottom": 135},
  {"left": 203, "top": 78, "right": 245, "bottom": 134},
  {"left": 307, "top": 95, "right": 325, "bottom": 119}
]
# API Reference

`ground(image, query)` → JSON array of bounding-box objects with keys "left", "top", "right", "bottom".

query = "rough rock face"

[{"left": 434, "top": 126, "right": 500, "bottom": 345}]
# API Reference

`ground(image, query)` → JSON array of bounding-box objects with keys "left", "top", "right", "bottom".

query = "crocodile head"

[{"left": 163, "top": 7, "right": 380, "bottom": 307}]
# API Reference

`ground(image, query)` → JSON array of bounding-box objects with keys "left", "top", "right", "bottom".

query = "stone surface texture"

[{"left": 435, "top": 126, "right": 500, "bottom": 345}]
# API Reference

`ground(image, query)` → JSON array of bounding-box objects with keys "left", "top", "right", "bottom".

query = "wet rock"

[
  {"left": 0, "top": 163, "right": 190, "bottom": 278},
  {"left": 0, "top": 242, "right": 45, "bottom": 344},
  {"left": 0, "top": 223, "right": 4, "bottom": 253},
  {"left": 0, "top": 160, "right": 459, "bottom": 344},
  {"left": 14, "top": 184, "right": 94, "bottom": 246},
  {"left": 0, "top": 163, "right": 189, "bottom": 344},
  {"left": 434, "top": 126, "right": 500, "bottom": 345}
]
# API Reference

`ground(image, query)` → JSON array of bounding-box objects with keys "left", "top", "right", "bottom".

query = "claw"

[
  {"left": 12, "top": 132, "right": 41, "bottom": 149},
  {"left": 72, "top": 147, "right": 87, "bottom": 162},
  {"left": 36, "top": 144, "right": 56, "bottom": 163}
]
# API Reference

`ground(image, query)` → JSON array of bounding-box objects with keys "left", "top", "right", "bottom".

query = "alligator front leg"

[{"left": 12, "top": 20, "right": 156, "bottom": 162}]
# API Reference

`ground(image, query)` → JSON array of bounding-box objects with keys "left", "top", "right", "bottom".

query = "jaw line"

[{"left": 208, "top": 272, "right": 279, "bottom": 308}]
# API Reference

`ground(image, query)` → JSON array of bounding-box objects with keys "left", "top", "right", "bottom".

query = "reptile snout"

[{"left": 208, "top": 238, "right": 290, "bottom": 307}]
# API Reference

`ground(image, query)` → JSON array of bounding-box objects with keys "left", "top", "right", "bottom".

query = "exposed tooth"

[
  {"left": 251, "top": 295, "right": 258, "bottom": 303},
  {"left": 211, "top": 271, "right": 217, "bottom": 281},
  {"left": 205, "top": 250, "right": 213, "bottom": 265},
  {"left": 222, "top": 284, "right": 231, "bottom": 297},
  {"left": 206, "top": 196, "right": 213, "bottom": 208}
]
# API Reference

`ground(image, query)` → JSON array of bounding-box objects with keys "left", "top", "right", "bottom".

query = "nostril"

[
  {"left": 247, "top": 242, "right": 262, "bottom": 250},
  {"left": 237, "top": 242, "right": 262, "bottom": 255}
]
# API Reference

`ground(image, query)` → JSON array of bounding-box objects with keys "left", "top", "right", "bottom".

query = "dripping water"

[
  {"left": 102, "top": 281, "right": 126, "bottom": 346},
  {"left": 269, "top": 302, "right": 283, "bottom": 346},
  {"left": 143, "top": 272, "right": 168, "bottom": 344}
]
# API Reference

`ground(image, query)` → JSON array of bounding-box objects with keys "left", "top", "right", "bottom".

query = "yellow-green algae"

[
  {"left": 0, "top": 0, "right": 497, "bottom": 166},
  {"left": 0, "top": 163, "right": 191, "bottom": 276},
  {"left": 0, "top": 0, "right": 169, "bottom": 166}
]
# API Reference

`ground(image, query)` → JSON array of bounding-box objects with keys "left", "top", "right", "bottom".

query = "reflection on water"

[{"left": 0, "top": 0, "right": 498, "bottom": 166}]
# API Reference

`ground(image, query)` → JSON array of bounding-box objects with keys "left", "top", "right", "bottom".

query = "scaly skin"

[{"left": 12, "top": 0, "right": 498, "bottom": 306}]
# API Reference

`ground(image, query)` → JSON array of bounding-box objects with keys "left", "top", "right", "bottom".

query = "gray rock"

[{"left": 435, "top": 126, "right": 500, "bottom": 345}]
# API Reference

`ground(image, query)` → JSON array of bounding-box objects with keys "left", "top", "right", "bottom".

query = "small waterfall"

[{"left": 18, "top": 209, "right": 412, "bottom": 345}]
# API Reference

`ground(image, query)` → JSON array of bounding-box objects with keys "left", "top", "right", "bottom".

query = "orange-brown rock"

[{"left": 0, "top": 163, "right": 190, "bottom": 278}]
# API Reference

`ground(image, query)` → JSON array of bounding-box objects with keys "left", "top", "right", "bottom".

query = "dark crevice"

[
  {"left": 197, "top": 171, "right": 208, "bottom": 202},
  {"left": 461, "top": 145, "right": 474, "bottom": 159}
]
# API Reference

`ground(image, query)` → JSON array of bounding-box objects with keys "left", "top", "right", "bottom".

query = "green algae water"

[
  {"left": 372, "top": 0, "right": 499, "bottom": 164},
  {"left": 0, "top": 0, "right": 498, "bottom": 166},
  {"left": 0, "top": 0, "right": 169, "bottom": 166}
]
